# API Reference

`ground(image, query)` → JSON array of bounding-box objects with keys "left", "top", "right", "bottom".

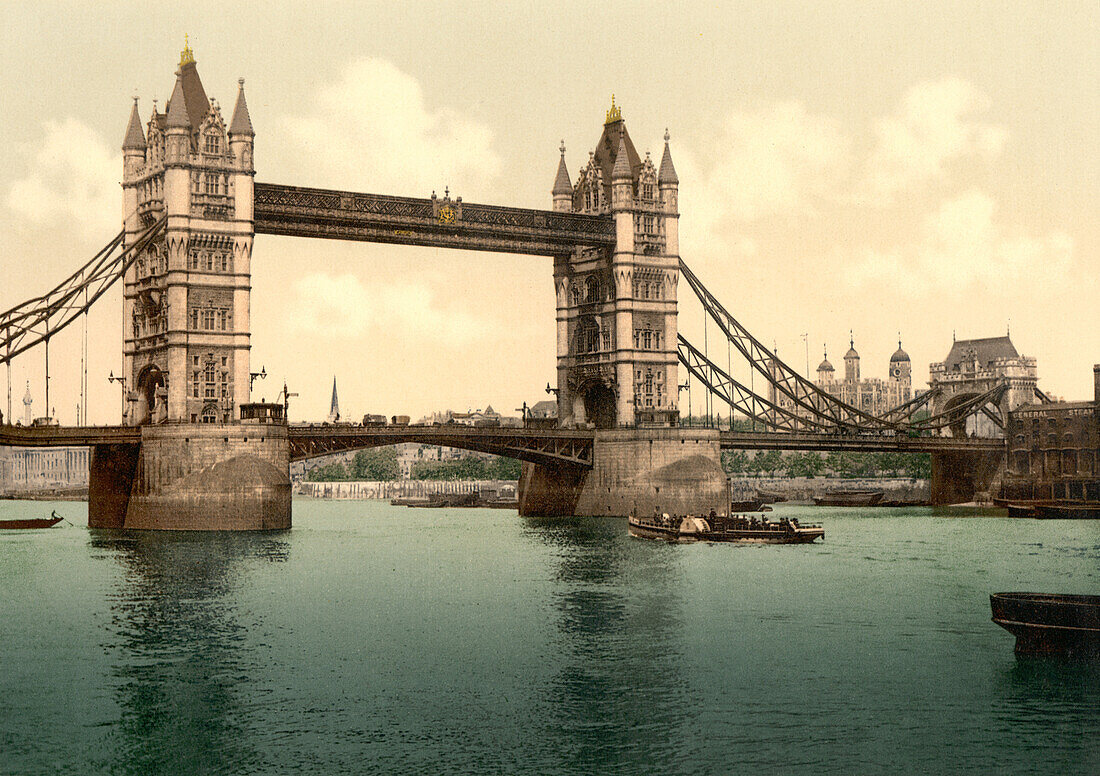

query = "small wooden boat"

[
  {"left": 813, "top": 490, "right": 884, "bottom": 507},
  {"left": 755, "top": 489, "right": 787, "bottom": 504},
  {"left": 0, "top": 512, "right": 64, "bottom": 529},
  {"left": 729, "top": 499, "right": 770, "bottom": 513},
  {"left": 990, "top": 592, "right": 1100, "bottom": 656},
  {"left": 628, "top": 513, "right": 823, "bottom": 544}
]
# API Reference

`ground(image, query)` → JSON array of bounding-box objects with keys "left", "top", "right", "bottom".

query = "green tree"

[
  {"left": 350, "top": 448, "right": 400, "bottom": 481},
  {"left": 721, "top": 449, "right": 749, "bottom": 475},
  {"left": 307, "top": 461, "right": 349, "bottom": 481}
]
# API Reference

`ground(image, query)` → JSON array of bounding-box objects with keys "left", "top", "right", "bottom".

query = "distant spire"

[
  {"left": 165, "top": 74, "right": 190, "bottom": 129},
  {"left": 229, "top": 78, "right": 254, "bottom": 136},
  {"left": 123, "top": 96, "right": 146, "bottom": 149},
  {"left": 611, "top": 132, "right": 632, "bottom": 181},
  {"left": 658, "top": 128, "right": 679, "bottom": 185},
  {"left": 327, "top": 377, "right": 340, "bottom": 423},
  {"left": 552, "top": 140, "right": 572, "bottom": 195}
]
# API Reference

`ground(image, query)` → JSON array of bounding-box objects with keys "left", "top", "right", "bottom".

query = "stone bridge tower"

[
  {"left": 551, "top": 99, "right": 680, "bottom": 429},
  {"left": 928, "top": 334, "right": 1038, "bottom": 437},
  {"left": 121, "top": 40, "right": 255, "bottom": 426}
]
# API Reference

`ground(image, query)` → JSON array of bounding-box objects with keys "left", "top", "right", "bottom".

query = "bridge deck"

[
  {"left": 254, "top": 183, "right": 615, "bottom": 255},
  {"left": 0, "top": 424, "right": 1002, "bottom": 459}
]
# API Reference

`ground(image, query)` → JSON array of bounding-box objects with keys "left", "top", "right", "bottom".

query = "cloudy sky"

[{"left": 0, "top": 1, "right": 1096, "bottom": 424}]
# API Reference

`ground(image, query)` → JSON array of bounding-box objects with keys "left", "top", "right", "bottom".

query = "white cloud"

[
  {"left": 849, "top": 190, "right": 1073, "bottom": 294},
  {"left": 684, "top": 101, "right": 849, "bottom": 226},
  {"left": 280, "top": 58, "right": 502, "bottom": 198},
  {"left": 6, "top": 118, "right": 121, "bottom": 240},
  {"left": 860, "top": 78, "right": 1008, "bottom": 205},
  {"left": 287, "top": 272, "right": 489, "bottom": 345}
]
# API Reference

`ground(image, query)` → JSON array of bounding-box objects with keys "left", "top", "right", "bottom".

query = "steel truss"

[
  {"left": 254, "top": 183, "right": 615, "bottom": 256},
  {"left": 678, "top": 259, "right": 1010, "bottom": 435},
  {"left": 0, "top": 217, "right": 167, "bottom": 364}
]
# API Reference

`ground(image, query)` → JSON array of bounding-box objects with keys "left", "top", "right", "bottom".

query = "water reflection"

[
  {"left": 522, "top": 517, "right": 695, "bottom": 772},
  {"left": 88, "top": 531, "right": 289, "bottom": 776}
]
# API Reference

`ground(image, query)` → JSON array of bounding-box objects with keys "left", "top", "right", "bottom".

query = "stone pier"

[
  {"left": 88, "top": 423, "right": 290, "bottom": 530},
  {"left": 519, "top": 428, "right": 726, "bottom": 517}
]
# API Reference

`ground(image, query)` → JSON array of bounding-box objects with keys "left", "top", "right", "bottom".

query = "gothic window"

[
  {"left": 218, "top": 310, "right": 228, "bottom": 331},
  {"left": 192, "top": 371, "right": 200, "bottom": 398},
  {"left": 601, "top": 329, "right": 612, "bottom": 351},
  {"left": 204, "top": 173, "right": 221, "bottom": 195},
  {"left": 643, "top": 215, "right": 655, "bottom": 233},
  {"left": 219, "top": 253, "right": 229, "bottom": 272},
  {"left": 633, "top": 330, "right": 640, "bottom": 349},
  {"left": 585, "top": 275, "right": 600, "bottom": 304},
  {"left": 201, "top": 406, "right": 217, "bottom": 423},
  {"left": 570, "top": 283, "right": 580, "bottom": 307},
  {"left": 642, "top": 182, "right": 654, "bottom": 200},
  {"left": 577, "top": 316, "right": 599, "bottom": 354},
  {"left": 189, "top": 309, "right": 199, "bottom": 329},
  {"left": 654, "top": 331, "right": 662, "bottom": 350},
  {"left": 203, "top": 132, "right": 221, "bottom": 155},
  {"left": 642, "top": 330, "right": 652, "bottom": 349}
]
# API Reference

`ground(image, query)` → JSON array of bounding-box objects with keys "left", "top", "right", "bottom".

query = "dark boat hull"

[
  {"left": 628, "top": 516, "right": 823, "bottom": 544},
  {"left": 990, "top": 592, "right": 1100, "bottom": 657},
  {"left": 993, "top": 499, "right": 1100, "bottom": 519},
  {"left": 813, "top": 491, "right": 884, "bottom": 507},
  {"left": 0, "top": 517, "right": 63, "bottom": 529}
]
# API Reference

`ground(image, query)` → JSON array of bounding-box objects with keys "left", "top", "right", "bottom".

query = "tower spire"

[
  {"left": 229, "top": 78, "right": 254, "bottom": 136},
  {"left": 327, "top": 377, "right": 340, "bottom": 423},
  {"left": 658, "top": 128, "right": 679, "bottom": 185},
  {"left": 123, "top": 96, "right": 146, "bottom": 149}
]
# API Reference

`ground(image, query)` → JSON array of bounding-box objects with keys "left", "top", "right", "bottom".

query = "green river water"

[{"left": 1, "top": 499, "right": 1097, "bottom": 774}]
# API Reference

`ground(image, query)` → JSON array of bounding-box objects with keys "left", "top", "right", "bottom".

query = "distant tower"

[
  {"left": 816, "top": 347, "right": 835, "bottom": 385},
  {"left": 22, "top": 382, "right": 32, "bottom": 426},
  {"left": 327, "top": 377, "right": 340, "bottom": 423},
  {"left": 121, "top": 39, "right": 255, "bottom": 425},
  {"left": 551, "top": 98, "right": 680, "bottom": 428},
  {"left": 890, "top": 336, "right": 911, "bottom": 386},
  {"left": 844, "top": 332, "right": 860, "bottom": 383}
]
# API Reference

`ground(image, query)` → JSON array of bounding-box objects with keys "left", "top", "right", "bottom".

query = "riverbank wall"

[{"left": 296, "top": 479, "right": 517, "bottom": 500}]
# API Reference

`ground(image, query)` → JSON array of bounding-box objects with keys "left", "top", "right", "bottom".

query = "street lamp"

[
  {"left": 678, "top": 381, "right": 690, "bottom": 427},
  {"left": 107, "top": 370, "right": 127, "bottom": 422},
  {"left": 250, "top": 365, "right": 267, "bottom": 390}
]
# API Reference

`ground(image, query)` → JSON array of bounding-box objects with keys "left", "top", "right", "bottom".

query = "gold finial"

[
  {"left": 604, "top": 94, "right": 622, "bottom": 125},
  {"left": 180, "top": 34, "right": 195, "bottom": 67}
]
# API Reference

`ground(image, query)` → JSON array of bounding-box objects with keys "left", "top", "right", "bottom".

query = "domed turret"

[
  {"left": 890, "top": 336, "right": 912, "bottom": 383},
  {"left": 843, "top": 332, "right": 860, "bottom": 383},
  {"left": 817, "top": 346, "right": 834, "bottom": 383}
]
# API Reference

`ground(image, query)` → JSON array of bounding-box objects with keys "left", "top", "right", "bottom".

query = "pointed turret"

[
  {"left": 229, "top": 78, "right": 254, "bottom": 137},
  {"left": 658, "top": 129, "right": 678, "bottom": 185},
  {"left": 123, "top": 98, "right": 147, "bottom": 149},
  {"left": 611, "top": 132, "right": 633, "bottom": 181},
  {"left": 165, "top": 75, "right": 191, "bottom": 129},
  {"left": 552, "top": 141, "right": 572, "bottom": 212}
]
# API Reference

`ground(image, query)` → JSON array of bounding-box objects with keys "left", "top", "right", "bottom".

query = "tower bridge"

[{"left": 0, "top": 44, "right": 1026, "bottom": 528}]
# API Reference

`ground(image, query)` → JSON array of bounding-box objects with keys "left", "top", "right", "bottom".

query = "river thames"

[{"left": 2, "top": 499, "right": 1098, "bottom": 774}]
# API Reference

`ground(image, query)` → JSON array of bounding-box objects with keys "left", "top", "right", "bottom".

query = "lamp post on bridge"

[
  {"left": 678, "top": 381, "right": 691, "bottom": 427},
  {"left": 107, "top": 371, "right": 127, "bottom": 423},
  {"left": 515, "top": 402, "right": 528, "bottom": 428},
  {"left": 250, "top": 366, "right": 267, "bottom": 390}
]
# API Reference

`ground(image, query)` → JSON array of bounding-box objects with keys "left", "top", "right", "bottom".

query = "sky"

[{"left": 0, "top": 1, "right": 1096, "bottom": 424}]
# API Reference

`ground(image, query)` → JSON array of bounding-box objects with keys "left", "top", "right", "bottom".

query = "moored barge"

[
  {"left": 990, "top": 592, "right": 1100, "bottom": 657},
  {"left": 628, "top": 512, "right": 824, "bottom": 544},
  {"left": 812, "top": 490, "right": 884, "bottom": 507}
]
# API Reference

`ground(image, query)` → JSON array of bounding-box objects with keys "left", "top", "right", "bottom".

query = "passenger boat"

[
  {"left": 0, "top": 513, "right": 64, "bottom": 529},
  {"left": 990, "top": 592, "right": 1100, "bottom": 656},
  {"left": 628, "top": 512, "right": 824, "bottom": 544},
  {"left": 812, "top": 490, "right": 884, "bottom": 507}
]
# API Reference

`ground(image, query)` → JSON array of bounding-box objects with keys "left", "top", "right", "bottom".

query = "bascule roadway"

[{"left": 0, "top": 424, "right": 1003, "bottom": 469}]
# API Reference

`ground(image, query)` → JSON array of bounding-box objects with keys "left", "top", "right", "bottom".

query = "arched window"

[{"left": 585, "top": 275, "right": 600, "bottom": 304}]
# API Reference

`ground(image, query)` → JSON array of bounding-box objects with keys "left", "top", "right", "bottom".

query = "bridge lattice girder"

[
  {"left": 254, "top": 183, "right": 615, "bottom": 256},
  {"left": 0, "top": 217, "right": 166, "bottom": 365},
  {"left": 287, "top": 426, "right": 595, "bottom": 468}
]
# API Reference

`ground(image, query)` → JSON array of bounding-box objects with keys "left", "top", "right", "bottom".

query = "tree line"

[
  {"left": 721, "top": 450, "right": 931, "bottom": 479},
  {"left": 306, "top": 448, "right": 521, "bottom": 482}
]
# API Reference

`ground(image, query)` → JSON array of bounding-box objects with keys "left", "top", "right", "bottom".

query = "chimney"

[{"left": 1094, "top": 364, "right": 1100, "bottom": 406}]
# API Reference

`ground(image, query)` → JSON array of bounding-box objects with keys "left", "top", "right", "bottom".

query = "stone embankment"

[
  {"left": 732, "top": 476, "right": 931, "bottom": 504},
  {"left": 296, "top": 479, "right": 517, "bottom": 500}
]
